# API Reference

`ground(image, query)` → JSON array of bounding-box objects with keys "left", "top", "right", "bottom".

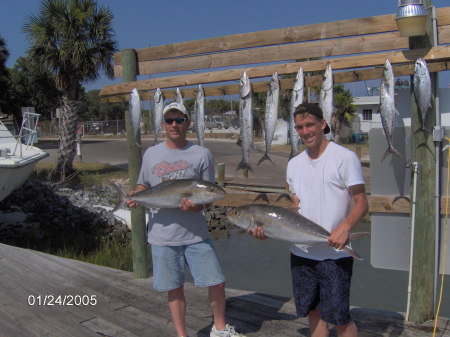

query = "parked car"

[
  {"left": 205, "top": 117, "right": 230, "bottom": 130},
  {"left": 102, "top": 120, "right": 126, "bottom": 135}
]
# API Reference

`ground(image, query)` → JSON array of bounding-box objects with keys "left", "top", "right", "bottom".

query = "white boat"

[{"left": 0, "top": 112, "right": 49, "bottom": 202}]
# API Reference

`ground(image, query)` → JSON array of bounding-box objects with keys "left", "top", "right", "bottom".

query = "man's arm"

[{"left": 328, "top": 184, "right": 368, "bottom": 250}]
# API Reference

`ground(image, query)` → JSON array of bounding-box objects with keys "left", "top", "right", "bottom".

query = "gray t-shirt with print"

[{"left": 137, "top": 141, "right": 215, "bottom": 246}]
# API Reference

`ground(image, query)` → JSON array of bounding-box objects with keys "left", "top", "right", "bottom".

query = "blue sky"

[{"left": 1, "top": 0, "right": 449, "bottom": 96}]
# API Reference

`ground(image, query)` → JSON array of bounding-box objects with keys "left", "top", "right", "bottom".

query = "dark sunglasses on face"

[{"left": 165, "top": 118, "right": 187, "bottom": 125}]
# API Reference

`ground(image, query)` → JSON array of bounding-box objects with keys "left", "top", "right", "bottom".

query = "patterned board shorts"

[{"left": 290, "top": 253, "right": 354, "bottom": 326}]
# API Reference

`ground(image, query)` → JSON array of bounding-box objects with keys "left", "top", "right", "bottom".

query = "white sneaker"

[{"left": 210, "top": 324, "right": 246, "bottom": 337}]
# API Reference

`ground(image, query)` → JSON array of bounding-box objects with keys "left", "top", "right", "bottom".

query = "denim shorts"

[
  {"left": 151, "top": 239, "right": 225, "bottom": 291},
  {"left": 290, "top": 254, "right": 354, "bottom": 326}
]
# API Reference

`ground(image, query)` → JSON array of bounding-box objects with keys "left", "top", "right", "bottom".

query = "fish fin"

[
  {"left": 253, "top": 192, "right": 270, "bottom": 204},
  {"left": 236, "top": 160, "right": 253, "bottom": 173},
  {"left": 348, "top": 232, "right": 370, "bottom": 242},
  {"left": 343, "top": 245, "right": 363, "bottom": 260},
  {"left": 111, "top": 183, "right": 129, "bottom": 212},
  {"left": 276, "top": 193, "right": 293, "bottom": 203},
  {"left": 257, "top": 153, "right": 275, "bottom": 166},
  {"left": 381, "top": 146, "right": 403, "bottom": 161},
  {"left": 297, "top": 245, "right": 309, "bottom": 253}
]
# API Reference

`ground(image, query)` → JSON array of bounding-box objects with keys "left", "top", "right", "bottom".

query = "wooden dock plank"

[{"left": 1, "top": 243, "right": 448, "bottom": 337}]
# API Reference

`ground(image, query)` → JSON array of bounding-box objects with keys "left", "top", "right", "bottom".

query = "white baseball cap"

[{"left": 162, "top": 102, "right": 190, "bottom": 119}]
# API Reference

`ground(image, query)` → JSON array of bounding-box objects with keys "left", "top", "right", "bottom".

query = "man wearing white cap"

[{"left": 128, "top": 101, "right": 245, "bottom": 337}]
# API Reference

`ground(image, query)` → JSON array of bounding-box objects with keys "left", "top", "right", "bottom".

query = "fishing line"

[{"left": 432, "top": 138, "right": 450, "bottom": 337}]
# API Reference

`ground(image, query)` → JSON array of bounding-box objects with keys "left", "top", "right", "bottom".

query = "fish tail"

[
  {"left": 111, "top": 183, "right": 129, "bottom": 212},
  {"left": 257, "top": 152, "right": 275, "bottom": 166},
  {"left": 343, "top": 246, "right": 363, "bottom": 260},
  {"left": 236, "top": 160, "right": 253, "bottom": 173},
  {"left": 381, "top": 146, "right": 403, "bottom": 161}
]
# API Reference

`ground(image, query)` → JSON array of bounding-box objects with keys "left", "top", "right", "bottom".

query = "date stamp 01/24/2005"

[{"left": 27, "top": 294, "right": 97, "bottom": 306}]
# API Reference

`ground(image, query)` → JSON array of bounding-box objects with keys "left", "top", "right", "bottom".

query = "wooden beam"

[
  {"left": 437, "top": 6, "right": 450, "bottom": 26},
  {"left": 438, "top": 25, "right": 450, "bottom": 44},
  {"left": 100, "top": 46, "right": 450, "bottom": 98},
  {"left": 113, "top": 13, "right": 400, "bottom": 67},
  {"left": 100, "top": 60, "right": 450, "bottom": 102},
  {"left": 114, "top": 32, "right": 408, "bottom": 77}
]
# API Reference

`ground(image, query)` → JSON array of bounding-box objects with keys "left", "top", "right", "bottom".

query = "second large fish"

[
  {"left": 380, "top": 59, "right": 402, "bottom": 161},
  {"left": 227, "top": 204, "right": 367, "bottom": 260},
  {"left": 258, "top": 73, "right": 280, "bottom": 165},
  {"left": 111, "top": 179, "right": 226, "bottom": 211}
]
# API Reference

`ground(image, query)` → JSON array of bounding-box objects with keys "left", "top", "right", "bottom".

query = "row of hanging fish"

[{"left": 379, "top": 58, "right": 432, "bottom": 161}]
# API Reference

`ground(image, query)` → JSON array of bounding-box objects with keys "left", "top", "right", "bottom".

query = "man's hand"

[
  {"left": 328, "top": 223, "right": 350, "bottom": 250},
  {"left": 180, "top": 198, "right": 204, "bottom": 212},
  {"left": 126, "top": 184, "right": 147, "bottom": 208},
  {"left": 247, "top": 226, "right": 267, "bottom": 240}
]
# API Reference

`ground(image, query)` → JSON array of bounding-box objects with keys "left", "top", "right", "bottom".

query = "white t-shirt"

[
  {"left": 137, "top": 141, "right": 215, "bottom": 246},
  {"left": 286, "top": 142, "right": 365, "bottom": 260}
]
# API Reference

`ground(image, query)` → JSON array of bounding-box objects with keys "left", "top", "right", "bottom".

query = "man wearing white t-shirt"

[{"left": 253, "top": 103, "right": 368, "bottom": 337}]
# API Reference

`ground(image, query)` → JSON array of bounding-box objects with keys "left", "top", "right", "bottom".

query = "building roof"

[{"left": 353, "top": 96, "right": 380, "bottom": 106}]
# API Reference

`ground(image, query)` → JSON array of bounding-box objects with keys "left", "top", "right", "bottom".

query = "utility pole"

[
  {"left": 408, "top": 0, "right": 438, "bottom": 323},
  {"left": 122, "top": 48, "right": 149, "bottom": 278}
]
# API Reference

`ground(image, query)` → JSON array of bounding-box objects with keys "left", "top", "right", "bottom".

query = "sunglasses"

[{"left": 165, "top": 118, "right": 187, "bottom": 125}]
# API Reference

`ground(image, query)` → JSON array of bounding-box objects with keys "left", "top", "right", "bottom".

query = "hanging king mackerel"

[
  {"left": 237, "top": 72, "right": 253, "bottom": 174},
  {"left": 194, "top": 84, "right": 205, "bottom": 147},
  {"left": 380, "top": 59, "right": 402, "bottom": 161},
  {"left": 413, "top": 58, "right": 432, "bottom": 133},
  {"left": 289, "top": 67, "right": 304, "bottom": 158},
  {"left": 152, "top": 88, "right": 164, "bottom": 145},
  {"left": 129, "top": 88, "right": 142, "bottom": 146},
  {"left": 227, "top": 204, "right": 368, "bottom": 260},
  {"left": 175, "top": 87, "right": 183, "bottom": 104},
  {"left": 258, "top": 73, "right": 280, "bottom": 166},
  {"left": 319, "top": 64, "right": 334, "bottom": 140}
]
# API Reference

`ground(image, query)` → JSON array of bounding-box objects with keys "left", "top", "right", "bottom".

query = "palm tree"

[
  {"left": 333, "top": 84, "right": 355, "bottom": 143},
  {"left": 0, "top": 36, "right": 10, "bottom": 115},
  {"left": 23, "top": 0, "right": 117, "bottom": 181}
]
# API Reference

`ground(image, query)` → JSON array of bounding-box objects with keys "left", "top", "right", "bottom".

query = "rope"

[{"left": 432, "top": 138, "right": 450, "bottom": 336}]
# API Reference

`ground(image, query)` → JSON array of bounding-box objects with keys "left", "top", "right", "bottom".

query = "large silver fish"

[
  {"left": 129, "top": 88, "right": 141, "bottom": 143},
  {"left": 227, "top": 204, "right": 367, "bottom": 260},
  {"left": 237, "top": 72, "right": 253, "bottom": 174},
  {"left": 258, "top": 73, "right": 279, "bottom": 166},
  {"left": 289, "top": 67, "right": 304, "bottom": 158},
  {"left": 413, "top": 58, "right": 432, "bottom": 133},
  {"left": 380, "top": 59, "right": 402, "bottom": 161},
  {"left": 152, "top": 88, "right": 164, "bottom": 145},
  {"left": 194, "top": 84, "right": 205, "bottom": 147},
  {"left": 111, "top": 179, "right": 226, "bottom": 212},
  {"left": 319, "top": 64, "right": 334, "bottom": 140}
]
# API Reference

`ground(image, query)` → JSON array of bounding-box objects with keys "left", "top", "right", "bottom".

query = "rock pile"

[{"left": 0, "top": 179, "right": 231, "bottom": 251}]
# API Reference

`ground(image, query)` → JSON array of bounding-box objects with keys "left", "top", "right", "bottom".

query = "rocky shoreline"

[{"left": 0, "top": 179, "right": 230, "bottom": 252}]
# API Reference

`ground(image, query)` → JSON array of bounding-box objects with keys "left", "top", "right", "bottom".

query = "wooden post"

[
  {"left": 122, "top": 49, "right": 149, "bottom": 278},
  {"left": 408, "top": 0, "right": 437, "bottom": 323},
  {"left": 217, "top": 162, "right": 225, "bottom": 187}
]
